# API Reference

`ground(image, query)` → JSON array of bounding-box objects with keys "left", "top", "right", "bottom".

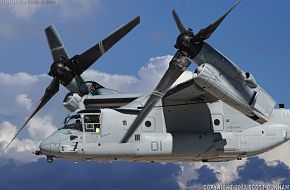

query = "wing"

[{"left": 163, "top": 78, "right": 218, "bottom": 105}]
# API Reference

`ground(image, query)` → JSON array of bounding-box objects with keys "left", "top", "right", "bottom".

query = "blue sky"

[
  {"left": 0, "top": 0, "right": 290, "bottom": 189},
  {"left": 1, "top": 0, "right": 290, "bottom": 101}
]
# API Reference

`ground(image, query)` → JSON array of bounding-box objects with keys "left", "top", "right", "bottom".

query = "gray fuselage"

[{"left": 39, "top": 100, "right": 290, "bottom": 163}]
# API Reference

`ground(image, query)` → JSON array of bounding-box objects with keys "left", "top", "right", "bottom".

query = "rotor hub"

[
  {"left": 50, "top": 61, "right": 74, "bottom": 85},
  {"left": 175, "top": 32, "right": 202, "bottom": 59}
]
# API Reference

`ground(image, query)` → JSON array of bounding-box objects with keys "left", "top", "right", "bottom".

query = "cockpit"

[
  {"left": 63, "top": 114, "right": 83, "bottom": 131},
  {"left": 40, "top": 110, "right": 102, "bottom": 162},
  {"left": 61, "top": 112, "right": 101, "bottom": 134}
]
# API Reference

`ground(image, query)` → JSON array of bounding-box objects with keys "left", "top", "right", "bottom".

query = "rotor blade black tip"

[
  {"left": 76, "top": 16, "right": 141, "bottom": 74},
  {"left": 45, "top": 24, "right": 69, "bottom": 61},
  {"left": 45, "top": 24, "right": 62, "bottom": 49},
  {"left": 172, "top": 9, "right": 186, "bottom": 33},
  {"left": 172, "top": 9, "right": 176, "bottom": 15},
  {"left": 235, "top": 0, "right": 241, "bottom": 6},
  {"left": 134, "top": 16, "right": 141, "bottom": 24},
  {"left": 44, "top": 24, "right": 52, "bottom": 32},
  {"left": 227, "top": 0, "right": 241, "bottom": 14},
  {"left": 44, "top": 24, "right": 54, "bottom": 31},
  {"left": 172, "top": 9, "right": 179, "bottom": 18},
  {"left": 193, "top": 0, "right": 241, "bottom": 42},
  {"left": 127, "top": 16, "right": 140, "bottom": 28}
]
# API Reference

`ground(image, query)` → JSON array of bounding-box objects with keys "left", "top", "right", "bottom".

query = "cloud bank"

[{"left": 82, "top": 55, "right": 193, "bottom": 93}]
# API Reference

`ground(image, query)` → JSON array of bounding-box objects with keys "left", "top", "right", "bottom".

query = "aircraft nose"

[
  {"left": 39, "top": 139, "right": 51, "bottom": 153},
  {"left": 39, "top": 133, "right": 60, "bottom": 154}
]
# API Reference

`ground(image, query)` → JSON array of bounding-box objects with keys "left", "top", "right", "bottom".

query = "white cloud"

[
  {"left": 0, "top": 0, "right": 102, "bottom": 40},
  {"left": 136, "top": 55, "right": 193, "bottom": 91},
  {"left": 259, "top": 141, "right": 290, "bottom": 168},
  {"left": 0, "top": 72, "right": 59, "bottom": 162},
  {"left": 207, "top": 160, "right": 247, "bottom": 183},
  {"left": 176, "top": 162, "right": 202, "bottom": 190},
  {"left": 0, "top": 121, "right": 39, "bottom": 163},
  {"left": 56, "top": 0, "right": 101, "bottom": 19},
  {"left": 0, "top": 56, "right": 192, "bottom": 95},
  {"left": 138, "top": 56, "right": 172, "bottom": 82},
  {"left": 176, "top": 142, "right": 290, "bottom": 189},
  {"left": 82, "top": 69, "right": 138, "bottom": 92},
  {"left": 176, "top": 159, "right": 247, "bottom": 188},
  {"left": 82, "top": 55, "right": 193, "bottom": 93},
  {"left": 0, "top": 22, "right": 18, "bottom": 38},
  {"left": 0, "top": 121, "right": 17, "bottom": 142},
  {"left": 0, "top": 72, "right": 46, "bottom": 85},
  {"left": 176, "top": 141, "right": 290, "bottom": 188},
  {"left": 0, "top": 0, "right": 100, "bottom": 20},
  {"left": 0, "top": 115, "right": 57, "bottom": 163},
  {"left": 15, "top": 93, "right": 32, "bottom": 109},
  {"left": 27, "top": 116, "right": 57, "bottom": 141},
  {"left": 8, "top": 1, "right": 47, "bottom": 19},
  {"left": 0, "top": 71, "right": 62, "bottom": 124}
]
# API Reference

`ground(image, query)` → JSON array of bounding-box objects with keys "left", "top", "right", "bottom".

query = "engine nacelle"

[
  {"left": 63, "top": 93, "right": 82, "bottom": 112},
  {"left": 244, "top": 72, "right": 257, "bottom": 89},
  {"left": 193, "top": 63, "right": 275, "bottom": 123}
]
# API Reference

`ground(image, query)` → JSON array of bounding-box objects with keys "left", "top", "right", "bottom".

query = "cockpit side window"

[
  {"left": 63, "top": 115, "right": 83, "bottom": 131},
  {"left": 83, "top": 114, "right": 101, "bottom": 134}
]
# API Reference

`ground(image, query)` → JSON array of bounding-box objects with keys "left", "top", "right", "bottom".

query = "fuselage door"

[{"left": 82, "top": 113, "right": 102, "bottom": 143}]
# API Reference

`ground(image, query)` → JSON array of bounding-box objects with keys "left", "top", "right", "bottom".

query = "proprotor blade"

[
  {"left": 193, "top": 0, "right": 241, "bottom": 42},
  {"left": 172, "top": 9, "right": 186, "bottom": 33},
  {"left": 121, "top": 52, "right": 191, "bottom": 143},
  {"left": 2, "top": 78, "right": 59, "bottom": 153},
  {"left": 45, "top": 25, "right": 69, "bottom": 61},
  {"left": 70, "top": 16, "right": 140, "bottom": 75}
]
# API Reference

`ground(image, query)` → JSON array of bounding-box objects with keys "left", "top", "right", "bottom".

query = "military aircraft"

[{"left": 3, "top": 0, "right": 290, "bottom": 163}]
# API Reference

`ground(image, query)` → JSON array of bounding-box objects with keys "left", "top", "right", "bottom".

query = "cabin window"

[
  {"left": 214, "top": 119, "right": 220, "bottom": 126},
  {"left": 145, "top": 121, "right": 151, "bottom": 128},
  {"left": 83, "top": 114, "right": 101, "bottom": 133}
]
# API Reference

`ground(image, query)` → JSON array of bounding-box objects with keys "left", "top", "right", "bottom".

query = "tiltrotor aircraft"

[{"left": 3, "top": 1, "right": 290, "bottom": 163}]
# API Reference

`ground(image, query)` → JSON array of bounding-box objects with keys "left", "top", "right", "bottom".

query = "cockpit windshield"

[{"left": 62, "top": 114, "right": 82, "bottom": 131}]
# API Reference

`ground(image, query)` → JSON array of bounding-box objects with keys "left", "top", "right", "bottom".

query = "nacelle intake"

[
  {"left": 63, "top": 92, "right": 82, "bottom": 112},
  {"left": 244, "top": 72, "right": 257, "bottom": 89}
]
